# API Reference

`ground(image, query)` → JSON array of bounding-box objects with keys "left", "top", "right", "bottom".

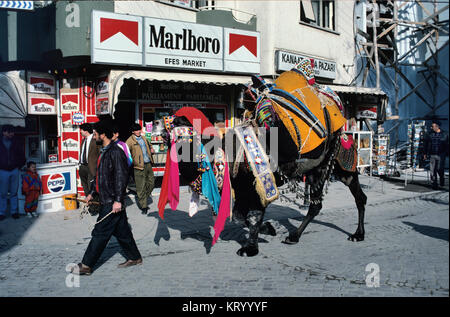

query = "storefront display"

[
  {"left": 345, "top": 131, "right": 373, "bottom": 172},
  {"left": 373, "top": 134, "right": 389, "bottom": 176},
  {"left": 138, "top": 102, "right": 228, "bottom": 176},
  {"left": 407, "top": 121, "right": 426, "bottom": 170}
]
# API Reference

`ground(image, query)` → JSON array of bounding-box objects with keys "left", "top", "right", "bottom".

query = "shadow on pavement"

[
  {"left": 266, "top": 207, "right": 353, "bottom": 239},
  {"left": 403, "top": 221, "right": 449, "bottom": 242},
  {"left": 0, "top": 207, "right": 37, "bottom": 255}
]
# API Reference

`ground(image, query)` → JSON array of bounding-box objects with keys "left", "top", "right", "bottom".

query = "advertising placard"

[
  {"left": 72, "top": 112, "right": 85, "bottom": 125},
  {"left": 62, "top": 113, "right": 79, "bottom": 132},
  {"left": 91, "top": 10, "right": 260, "bottom": 74},
  {"left": 145, "top": 17, "right": 224, "bottom": 71},
  {"left": 224, "top": 28, "right": 260, "bottom": 73},
  {"left": 28, "top": 72, "right": 56, "bottom": 95},
  {"left": 92, "top": 11, "right": 143, "bottom": 65},
  {"left": 28, "top": 96, "right": 56, "bottom": 115},
  {"left": 96, "top": 96, "right": 109, "bottom": 115},
  {"left": 356, "top": 106, "right": 377, "bottom": 119},
  {"left": 61, "top": 94, "right": 79, "bottom": 113}
]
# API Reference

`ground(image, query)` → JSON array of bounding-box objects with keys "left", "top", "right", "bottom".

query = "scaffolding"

[
  {"left": 356, "top": 0, "right": 449, "bottom": 181},
  {"left": 358, "top": 0, "right": 449, "bottom": 135}
]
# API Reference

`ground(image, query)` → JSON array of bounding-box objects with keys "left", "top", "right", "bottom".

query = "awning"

[
  {"left": 0, "top": 71, "right": 27, "bottom": 127},
  {"left": 326, "top": 85, "right": 387, "bottom": 96},
  {"left": 109, "top": 70, "right": 252, "bottom": 108}
]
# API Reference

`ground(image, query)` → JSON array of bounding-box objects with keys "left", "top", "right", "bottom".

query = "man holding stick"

[{"left": 72, "top": 120, "right": 142, "bottom": 275}]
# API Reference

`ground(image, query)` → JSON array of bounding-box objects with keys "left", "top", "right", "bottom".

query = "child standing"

[{"left": 22, "top": 161, "right": 42, "bottom": 218}]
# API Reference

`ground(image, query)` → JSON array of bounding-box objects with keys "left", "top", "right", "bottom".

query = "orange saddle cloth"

[{"left": 271, "top": 70, "right": 346, "bottom": 154}]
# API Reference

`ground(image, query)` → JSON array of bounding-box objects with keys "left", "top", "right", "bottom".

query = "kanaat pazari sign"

[
  {"left": 276, "top": 50, "right": 336, "bottom": 80},
  {"left": 91, "top": 10, "right": 260, "bottom": 74}
]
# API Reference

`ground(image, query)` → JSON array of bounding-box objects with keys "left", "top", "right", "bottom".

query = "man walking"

[
  {"left": 73, "top": 120, "right": 142, "bottom": 275},
  {"left": 79, "top": 123, "right": 100, "bottom": 197},
  {"left": 425, "top": 120, "right": 449, "bottom": 189},
  {"left": 126, "top": 123, "right": 155, "bottom": 215},
  {"left": 0, "top": 125, "right": 26, "bottom": 221}
]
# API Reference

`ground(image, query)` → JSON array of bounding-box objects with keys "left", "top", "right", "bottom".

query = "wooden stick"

[{"left": 64, "top": 197, "right": 101, "bottom": 205}]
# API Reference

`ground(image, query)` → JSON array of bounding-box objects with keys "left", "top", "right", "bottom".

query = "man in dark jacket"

[
  {"left": 0, "top": 125, "right": 26, "bottom": 221},
  {"left": 72, "top": 120, "right": 142, "bottom": 275},
  {"left": 425, "top": 120, "right": 449, "bottom": 189}
]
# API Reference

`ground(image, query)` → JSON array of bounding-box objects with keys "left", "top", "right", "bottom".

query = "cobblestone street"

[{"left": 0, "top": 176, "right": 448, "bottom": 297}]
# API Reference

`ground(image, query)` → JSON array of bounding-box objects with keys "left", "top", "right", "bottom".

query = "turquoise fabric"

[{"left": 198, "top": 144, "right": 221, "bottom": 214}]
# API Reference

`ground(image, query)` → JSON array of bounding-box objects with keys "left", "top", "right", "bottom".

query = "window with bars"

[{"left": 300, "top": 0, "right": 335, "bottom": 31}]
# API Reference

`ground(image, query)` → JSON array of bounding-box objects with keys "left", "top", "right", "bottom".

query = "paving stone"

[{"left": 0, "top": 177, "right": 448, "bottom": 297}]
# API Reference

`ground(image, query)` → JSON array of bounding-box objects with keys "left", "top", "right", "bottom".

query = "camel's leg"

[
  {"left": 283, "top": 172, "right": 324, "bottom": 244},
  {"left": 334, "top": 166, "right": 367, "bottom": 241},
  {"left": 341, "top": 171, "right": 367, "bottom": 241},
  {"left": 237, "top": 209, "right": 264, "bottom": 256}
]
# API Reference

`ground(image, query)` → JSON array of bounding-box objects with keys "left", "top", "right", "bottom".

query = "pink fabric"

[
  {"left": 212, "top": 160, "right": 231, "bottom": 246},
  {"left": 168, "top": 139, "right": 180, "bottom": 211},
  {"left": 158, "top": 149, "right": 171, "bottom": 220},
  {"left": 341, "top": 134, "right": 354, "bottom": 150},
  {"left": 157, "top": 139, "right": 180, "bottom": 219}
]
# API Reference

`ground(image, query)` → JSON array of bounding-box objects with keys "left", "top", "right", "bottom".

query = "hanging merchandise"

[
  {"left": 407, "top": 121, "right": 426, "bottom": 170},
  {"left": 373, "top": 134, "right": 389, "bottom": 176}
]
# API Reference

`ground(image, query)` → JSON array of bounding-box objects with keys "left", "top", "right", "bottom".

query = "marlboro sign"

[
  {"left": 29, "top": 97, "right": 56, "bottom": 115},
  {"left": 61, "top": 94, "right": 79, "bottom": 113},
  {"left": 92, "top": 10, "right": 260, "bottom": 74},
  {"left": 28, "top": 72, "right": 56, "bottom": 95}
]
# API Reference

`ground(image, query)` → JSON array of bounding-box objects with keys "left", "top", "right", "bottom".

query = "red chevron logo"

[
  {"left": 100, "top": 18, "right": 139, "bottom": 46},
  {"left": 229, "top": 33, "right": 257, "bottom": 57}
]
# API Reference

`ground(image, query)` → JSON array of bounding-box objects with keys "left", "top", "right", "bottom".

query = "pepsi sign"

[{"left": 42, "top": 172, "right": 71, "bottom": 194}]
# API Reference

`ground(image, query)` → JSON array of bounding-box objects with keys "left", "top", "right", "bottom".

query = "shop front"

[
  {"left": 327, "top": 85, "right": 388, "bottom": 174},
  {"left": 1, "top": 70, "right": 81, "bottom": 213},
  {"left": 109, "top": 72, "right": 245, "bottom": 176},
  {"left": 90, "top": 10, "right": 261, "bottom": 176}
]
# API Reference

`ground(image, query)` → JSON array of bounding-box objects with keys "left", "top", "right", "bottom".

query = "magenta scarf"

[
  {"left": 158, "top": 139, "right": 180, "bottom": 219},
  {"left": 168, "top": 139, "right": 180, "bottom": 211},
  {"left": 212, "top": 159, "right": 231, "bottom": 246}
]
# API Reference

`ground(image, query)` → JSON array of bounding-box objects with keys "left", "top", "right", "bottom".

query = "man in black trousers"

[
  {"left": 425, "top": 120, "right": 449, "bottom": 189},
  {"left": 72, "top": 120, "right": 142, "bottom": 275}
]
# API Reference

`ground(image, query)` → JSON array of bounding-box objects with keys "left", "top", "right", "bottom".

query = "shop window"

[{"left": 300, "top": 0, "right": 335, "bottom": 31}]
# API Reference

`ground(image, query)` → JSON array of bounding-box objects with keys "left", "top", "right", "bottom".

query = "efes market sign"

[
  {"left": 91, "top": 10, "right": 260, "bottom": 74},
  {"left": 276, "top": 50, "right": 336, "bottom": 80}
]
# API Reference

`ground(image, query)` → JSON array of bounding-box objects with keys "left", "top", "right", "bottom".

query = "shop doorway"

[{"left": 38, "top": 116, "right": 58, "bottom": 164}]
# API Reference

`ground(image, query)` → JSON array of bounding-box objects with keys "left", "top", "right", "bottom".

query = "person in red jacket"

[{"left": 22, "top": 161, "right": 42, "bottom": 218}]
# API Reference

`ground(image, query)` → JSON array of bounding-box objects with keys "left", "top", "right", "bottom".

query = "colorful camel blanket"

[
  {"left": 234, "top": 124, "right": 279, "bottom": 207},
  {"left": 335, "top": 134, "right": 357, "bottom": 172}
]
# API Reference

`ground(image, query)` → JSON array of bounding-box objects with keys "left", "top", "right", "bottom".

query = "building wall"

[
  {"left": 114, "top": 1, "right": 197, "bottom": 22},
  {"left": 215, "top": 0, "right": 357, "bottom": 84}
]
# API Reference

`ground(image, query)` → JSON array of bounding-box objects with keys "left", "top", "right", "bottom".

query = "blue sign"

[{"left": 0, "top": 1, "right": 34, "bottom": 11}]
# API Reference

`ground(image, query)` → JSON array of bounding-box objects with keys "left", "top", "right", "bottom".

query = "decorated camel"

[{"left": 154, "top": 59, "right": 367, "bottom": 256}]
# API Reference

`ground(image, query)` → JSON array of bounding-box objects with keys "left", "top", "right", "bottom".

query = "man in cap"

[
  {"left": 126, "top": 123, "right": 155, "bottom": 215},
  {"left": 73, "top": 120, "right": 142, "bottom": 275}
]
